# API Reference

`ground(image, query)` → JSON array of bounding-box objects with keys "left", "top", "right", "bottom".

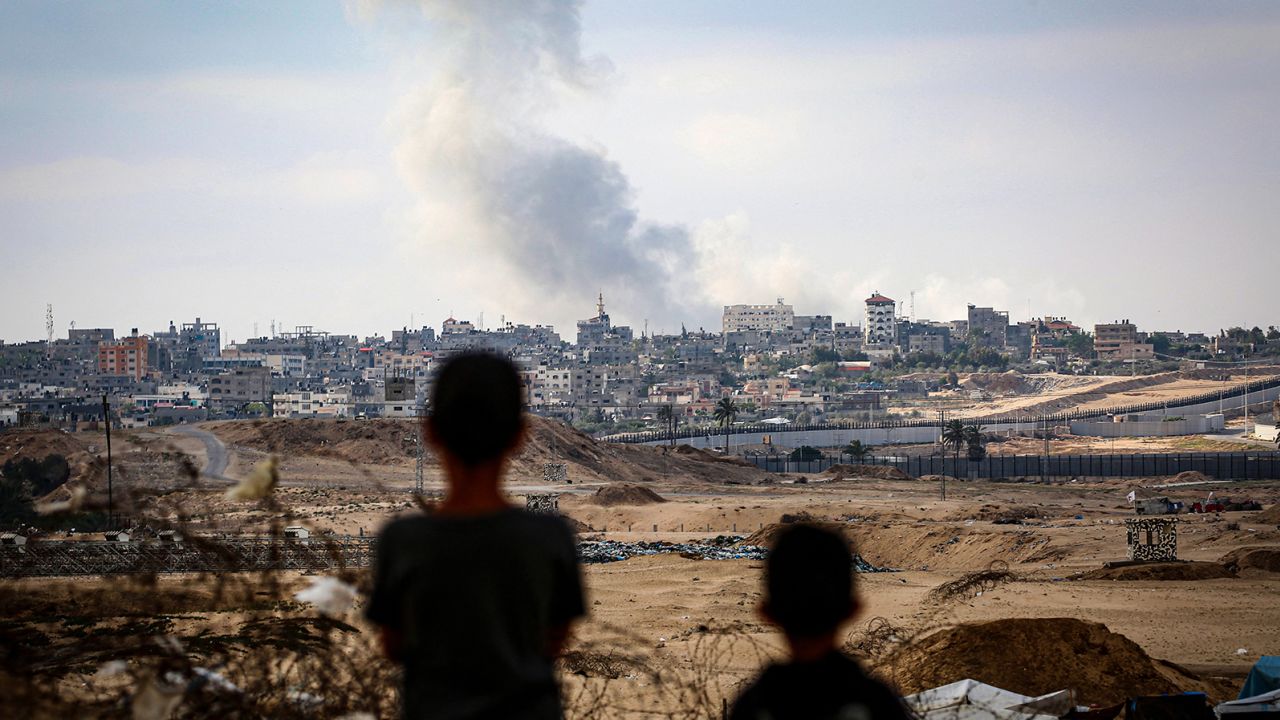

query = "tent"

[
  {"left": 904, "top": 679, "right": 1075, "bottom": 720},
  {"left": 1127, "top": 693, "right": 1215, "bottom": 720},
  {"left": 760, "top": 417, "right": 791, "bottom": 425},
  {"left": 1241, "top": 658, "right": 1280, "bottom": 700},
  {"left": 1217, "top": 689, "right": 1280, "bottom": 720}
]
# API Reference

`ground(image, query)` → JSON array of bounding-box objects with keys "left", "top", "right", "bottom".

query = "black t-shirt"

[
  {"left": 367, "top": 508, "right": 586, "bottom": 720},
  {"left": 730, "top": 651, "right": 909, "bottom": 720}
]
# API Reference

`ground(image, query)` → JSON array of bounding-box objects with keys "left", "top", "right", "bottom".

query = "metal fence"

[
  {"left": 606, "top": 376, "right": 1280, "bottom": 444},
  {"left": 743, "top": 451, "right": 1280, "bottom": 480},
  {"left": 0, "top": 535, "right": 375, "bottom": 578}
]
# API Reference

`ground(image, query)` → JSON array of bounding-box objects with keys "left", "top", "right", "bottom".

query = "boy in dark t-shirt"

[
  {"left": 367, "top": 353, "right": 585, "bottom": 719},
  {"left": 730, "top": 524, "right": 908, "bottom": 720}
]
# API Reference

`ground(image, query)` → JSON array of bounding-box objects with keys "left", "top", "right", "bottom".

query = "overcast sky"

[{"left": 2, "top": 0, "right": 1277, "bottom": 345}]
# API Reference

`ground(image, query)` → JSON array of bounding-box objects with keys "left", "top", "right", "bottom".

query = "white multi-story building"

[
  {"left": 272, "top": 390, "right": 351, "bottom": 418},
  {"left": 863, "top": 293, "right": 897, "bottom": 346},
  {"left": 722, "top": 299, "right": 795, "bottom": 334}
]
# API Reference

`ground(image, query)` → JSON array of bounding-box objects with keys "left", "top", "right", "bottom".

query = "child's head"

[
  {"left": 427, "top": 353, "right": 525, "bottom": 467},
  {"left": 762, "top": 524, "right": 859, "bottom": 639}
]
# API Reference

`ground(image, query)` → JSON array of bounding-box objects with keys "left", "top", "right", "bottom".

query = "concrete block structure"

[{"left": 1126, "top": 517, "right": 1177, "bottom": 562}]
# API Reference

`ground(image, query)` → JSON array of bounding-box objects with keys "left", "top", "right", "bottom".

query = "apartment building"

[
  {"left": 723, "top": 299, "right": 795, "bottom": 334},
  {"left": 966, "top": 305, "right": 1009, "bottom": 349},
  {"left": 863, "top": 294, "right": 896, "bottom": 346},
  {"left": 1095, "top": 320, "right": 1154, "bottom": 361},
  {"left": 98, "top": 331, "right": 149, "bottom": 380}
]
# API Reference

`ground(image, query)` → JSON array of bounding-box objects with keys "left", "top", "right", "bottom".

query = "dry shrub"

[
  {"left": 561, "top": 620, "right": 775, "bottom": 720},
  {"left": 926, "top": 561, "right": 1018, "bottom": 603}
]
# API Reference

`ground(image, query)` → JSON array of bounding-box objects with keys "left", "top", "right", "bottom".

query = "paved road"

[{"left": 171, "top": 424, "right": 230, "bottom": 480}]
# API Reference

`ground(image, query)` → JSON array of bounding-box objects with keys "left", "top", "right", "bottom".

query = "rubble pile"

[{"left": 576, "top": 538, "right": 888, "bottom": 570}]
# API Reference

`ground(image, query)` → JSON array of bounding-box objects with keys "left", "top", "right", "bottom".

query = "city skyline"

[{"left": 3, "top": 1, "right": 1278, "bottom": 344}]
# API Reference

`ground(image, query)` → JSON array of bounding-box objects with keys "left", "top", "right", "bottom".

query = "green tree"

[
  {"left": 1064, "top": 333, "right": 1094, "bottom": 358},
  {"left": 0, "top": 474, "right": 34, "bottom": 525},
  {"left": 790, "top": 445, "right": 823, "bottom": 461},
  {"left": 656, "top": 404, "right": 676, "bottom": 446},
  {"left": 844, "top": 440, "right": 871, "bottom": 464},
  {"left": 964, "top": 424, "right": 986, "bottom": 461},
  {"left": 810, "top": 346, "right": 841, "bottom": 364},
  {"left": 1150, "top": 333, "right": 1171, "bottom": 355},
  {"left": 941, "top": 419, "right": 967, "bottom": 466},
  {"left": 713, "top": 397, "right": 740, "bottom": 453}
]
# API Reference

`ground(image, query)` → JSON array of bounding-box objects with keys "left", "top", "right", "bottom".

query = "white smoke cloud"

[{"left": 385, "top": 0, "right": 712, "bottom": 330}]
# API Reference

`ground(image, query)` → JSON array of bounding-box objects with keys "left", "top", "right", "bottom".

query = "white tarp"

[
  {"left": 760, "top": 417, "right": 792, "bottom": 425},
  {"left": 905, "top": 679, "right": 1075, "bottom": 720},
  {"left": 1216, "top": 688, "right": 1280, "bottom": 718}
]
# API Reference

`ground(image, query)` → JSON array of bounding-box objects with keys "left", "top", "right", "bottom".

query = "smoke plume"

[{"left": 391, "top": 0, "right": 707, "bottom": 329}]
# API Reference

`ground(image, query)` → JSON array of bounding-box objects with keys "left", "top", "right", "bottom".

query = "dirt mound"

[
  {"left": 824, "top": 464, "right": 913, "bottom": 481},
  {"left": 919, "top": 474, "right": 958, "bottom": 484},
  {"left": 673, "top": 444, "right": 719, "bottom": 460},
  {"left": 1220, "top": 547, "right": 1280, "bottom": 573},
  {"left": 1253, "top": 504, "right": 1280, "bottom": 524},
  {"left": 0, "top": 428, "right": 93, "bottom": 465},
  {"left": 740, "top": 520, "right": 848, "bottom": 548},
  {"left": 514, "top": 417, "right": 774, "bottom": 485},
  {"left": 1171, "top": 470, "right": 1213, "bottom": 483},
  {"left": 961, "top": 371, "right": 1031, "bottom": 395},
  {"left": 208, "top": 419, "right": 417, "bottom": 464},
  {"left": 561, "top": 515, "right": 594, "bottom": 533},
  {"left": 1080, "top": 561, "right": 1236, "bottom": 581},
  {"left": 879, "top": 618, "right": 1194, "bottom": 705},
  {"left": 588, "top": 484, "right": 667, "bottom": 507}
]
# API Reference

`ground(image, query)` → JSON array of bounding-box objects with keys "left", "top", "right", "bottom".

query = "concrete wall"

[{"left": 1070, "top": 414, "right": 1224, "bottom": 438}]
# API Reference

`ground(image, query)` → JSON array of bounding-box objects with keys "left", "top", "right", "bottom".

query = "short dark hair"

[
  {"left": 765, "top": 524, "right": 855, "bottom": 638},
  {"left": 428, "top": 353, "right": 525, "bottom": 466}
]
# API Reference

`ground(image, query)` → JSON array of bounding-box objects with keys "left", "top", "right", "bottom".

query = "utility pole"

[
  {"left": 937, "top": 408, "right": 946, "bottom": 501},
  {"left": 1244, "top": 360, "right": 1250, "bottom": 437},
  {"left": 102, "top": 394, "right": 113, "bottom": 529}
]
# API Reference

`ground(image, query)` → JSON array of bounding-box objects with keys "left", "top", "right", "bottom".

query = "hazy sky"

[{"left": 2, "top": 0, "right": 1277, "bottom": 345}]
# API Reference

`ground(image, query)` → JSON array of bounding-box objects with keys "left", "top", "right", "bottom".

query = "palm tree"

[
  {"left": 714, "top": 397, "right": 740, "bottom": 453},
  {"left": 656, "top": 404, "right": 676, "bottom": 446},
  {"left": 844, "top": 439, "right": 871, "bottom": 465},
  {"left": 964, "top": 423, "right": 986, "bottom": 461}
]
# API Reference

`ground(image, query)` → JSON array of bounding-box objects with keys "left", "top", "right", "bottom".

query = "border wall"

[{"left": 743, "top": 451, "right": 1280, "bottom": 480}]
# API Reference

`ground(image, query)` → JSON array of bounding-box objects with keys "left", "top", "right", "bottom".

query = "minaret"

[{"left": 597, "top": 291, "right": 605, "bottom": 318}]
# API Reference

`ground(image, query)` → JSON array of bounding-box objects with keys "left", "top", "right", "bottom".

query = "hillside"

[{"left": 205, "top": 416, "right": 778, "bottom": 485}]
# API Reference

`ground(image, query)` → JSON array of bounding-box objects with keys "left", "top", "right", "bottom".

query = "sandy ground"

[{"left": 6, "top": 394, "right": 1280, "bottom": 715}]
